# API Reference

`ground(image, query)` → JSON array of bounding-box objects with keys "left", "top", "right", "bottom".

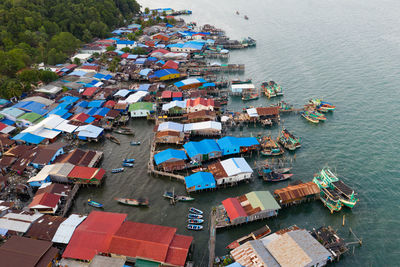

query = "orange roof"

[
  {"left": 29, "top": 192, "right": 61, "bottom": 209},
  {"left": 68, "top": 166, "right": 105, "bottom": 181},
  {"left": 82, "top": 87, "right": 98, "bottom": 97},
  {"left": 186, "top": 97, "right": 214, "bottom": 108}
]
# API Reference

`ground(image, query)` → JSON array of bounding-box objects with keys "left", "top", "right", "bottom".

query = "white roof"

[
  {"left": 221, "top": 116, "right": 230, "bottom": 122},
  {"left": 0, "top": 125, "right": 15, "bottom": 134},
  {"left": 247, "top": 108, "right": 259, "bottom": 117},
  {"left": 49, "top": 163, "right": 75, "bottom": 177},
  {"left": 71, "top": 53, "right": 92, "bottom": 61},
  {"left": 124, "top": 91, "right": 148, "bottom": 104},
  {"left": 221, "top": 157, "right": 253, "bottom": 176},
  {"left": 28, "top": 165, "right": 55, "bottom": 183},
  {"left": 35, "top": 84, "right": 62, "bottom": 94},
  {"left": 55, "top": 120, "right": 79, "bottom": 133},
  {"left": 21, "top": 96, "right": 54, "bottom": 106},
  {"left": 0, "top": 212, "right": 43, "bottom": 233},
  {"left": 114, "top": 89, "right": 131, "bottom": 97},
  {"left": 75, "top": 124, "right": 103, "bottom": 138},
  {"left": 52, "top": 214, "right": 87, "bottom": 244},
  {"left": 162, "top": 100, "right": 187, "bottom": 111},
  {"left": 4, "top": 212, "right": 44, "bottom": 222},
  {"left": 184, "top": 121, "right": 222, "bottom": 131},
  {"left": 163, "top": 52, "right": 188, "bottom": 59},
  {"left": 157, "top": 121, "right": 184, "bottom": 132},
  {"left": 231, "top": 83, "right": 255, "bottom": 89},
  {"left": 35, "top": 128, "right": 61, "bottom": 139},
  {"left": 37, "top": 115, "right": 66, "bottom": 129}
]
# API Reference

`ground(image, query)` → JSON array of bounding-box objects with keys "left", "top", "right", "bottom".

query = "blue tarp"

[
  {"left": 183, "top": 139, "right": 221, "bottom": 159},
  {"left": 202, "top": 82, "right": 215, "bottom": 87},
  {"left": 59, "top": 96, "right": 79, "bottom": 104},
  {"left": 185, "top": 172, "right": 216, "bottom": 191},
  {"left": 154, "top": 149, "right": 187, "bottom": 165},
  {"left": 12, "top": 132, "right": 45, "bottom": 144}
]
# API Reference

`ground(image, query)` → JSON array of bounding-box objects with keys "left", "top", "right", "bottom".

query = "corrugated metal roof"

[
  {"left": 52, "top": 214, "right": 87, "bottom": 244},
  {"left": 220, "top": 158, "right": 253, "bottom": 177}
]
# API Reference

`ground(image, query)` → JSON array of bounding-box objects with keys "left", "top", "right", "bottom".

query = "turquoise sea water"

[{"left": 72, "top": 0, "right": 400, "bottom": 266}]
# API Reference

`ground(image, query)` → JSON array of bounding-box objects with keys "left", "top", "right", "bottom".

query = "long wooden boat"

[
  {"left": 189, "top": 207, "right": 203, "bottom": 215},
  {"left": 130, "top": 141, "right": 141, "bottom": 146},
  {"left": 242, "top": 93, "right": 259, "bottom": 101},
  {"left": 176, "top": 195, "right": 195, "bottom": 202},
  {"left": 87, "top": 199, "right": 103, "bottom": 208},
  {"left": 105, "top": 134, "right": 120, "bottom": 145},
  {"left": 112, "top": 168, "right": 124, "bottom": 173},
  {"left": 309, "top": 99, "right": 336, "bottom": 111},
  {"left": 301, "top": 111, "right": 319, "bottom": 123},
  {"left": 187, "top": 224, "right": 203, "bottom": 230},
  {"left": 188, "top": 213, "right": 203, "bottom": 219},
  {"left": 278, "top": 128, "right": 301, "bottom": 150},
  {"left": 226, "top": 225, "right": 271, "bottom": 249},
  {"left": 262, "top": 171, "right": 293, "bottom": 182},
  {"left": 187, "top": 218, "right": 204, "bottom": 224},
  {"left": 231, "top": 79, "right": 252, "bottom": 84},
  {"left": 115, "top": 197, "right": 149, "bottom": 206},
  {"left": 114, "top": 128, "right": 135, "bottom": 135}
]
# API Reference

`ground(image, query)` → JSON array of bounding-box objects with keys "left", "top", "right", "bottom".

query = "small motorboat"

[
  {"left": 188, "top": 213, "right": 203, "bottom": 219},
  {"left": 115, "top": 197, "right": 149, "bottom": 206},
  {"left": 163, "top": 191, "right": 176, "bottom": 200},
  {"left": 112, "top": 168, "right": 124, "bottom": 173},
  {"left": 105, "top": 134, "right": 120, "bottom": 145},
  {"left": 122, "top": 162, "right": 134, "bottom": 167},
  {"left": 189, "top": 207, "right": 203, "bottom": 215},
  {"left": 188, "top": 218, "right": 204, "bottom": 224},
  {"left": 263, "top": 171, "right": 293, "bottom": 182},
  {"left": 301, "top": 111, "right": 319, "bottom": 124},
  {"left": 87, "top": 199, "right": 103, "bottom": 208},
  {"left": 130, "top": 141, "right": 141, "bottom": 146},
  {"left": 187, "top": 224, "right": 203, "bottom": 231},
  {"left": 244, "top": 15, "right": 249, "bottom": 20},
  {"left": 236, "top": 11, "right": 239, "bottom": 15},
  {"left": 123, "top": 158, "right": 135, "bottom": 163},
  {"left": 176, "top": 195, "right": 195, "bottom": 202},
  {"left": 114, "top": 128, "right": 135, "bottom": 135}
]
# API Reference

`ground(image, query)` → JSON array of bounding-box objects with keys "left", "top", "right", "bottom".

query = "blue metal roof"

[
  {"left": 185, "top": 172, "right": 216, "bottom": 191},
  {"left": 93, "top": 107, "right": 110, "bottom": 117},
  {"left": 75, "top": 100, "right": 89, "bottom": 108},
  {"left": 183, "top": 139, "right": 221, "bottom": 159},
  {"left": 154, "top": 149, "right": 187, "bottom": 165},
  {"left": 12, "top": 132, "right": 45, "bottom": 144},
  {"left": 153, "top": 69, "right": 179, "bottom": 78},
  {"left": 0, "top": 118, "right": 15, "bottom": 125},
  {"left": 13, "top": 101, "right": 48, "bottom": 115},
  {"left": 59, "top": 96, "right": 79, "bottom": 104},
  {"left": 217, "top": 136, "right": 259, "bottom": 155},
  {"left": 85, "top": 107, "right": 98, "bottom": 116},
  {"left": 87, "top": 100, "right": 105, "bottom": 108},
  {"left": 137, "top": 84, "right": 150, "bottom": 91},
  {"left": 84, "top": 116, "right": 96, "bottom": 123},
  {"left": 116, "top": 40, "right": 135, "bottom": 45}
]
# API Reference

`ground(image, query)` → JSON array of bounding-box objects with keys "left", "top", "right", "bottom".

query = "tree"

[
  {"left": 16, "top": 69, "right": 39, "bottom": 85},
  {"left": 106, "top": 46, "right": 116, "bottom": 52},
  {"left": 73, "top": 57, "right": 81, "bottom": 66},
  {"left": 144, "top": 7, "right": 150, "bottom": 14},
  {"left": 39, "top": 70, "right": 58, "bottom": 83},
  {"left": 121, "top": 47, "right": 131, "bottom": 53}
]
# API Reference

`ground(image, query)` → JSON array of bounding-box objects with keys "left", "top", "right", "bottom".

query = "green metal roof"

[
  {"left": 247, "top": 191, "right": 281, "bottom": 211},
  {"left": 135, "top": 259, "right": 160, "bottom": 267},
  {"left": 128, "top": 102, "right": 154, "bottom": 111},
  {"left": 17, "top": 112, "right": 42, "bottom": 123}
]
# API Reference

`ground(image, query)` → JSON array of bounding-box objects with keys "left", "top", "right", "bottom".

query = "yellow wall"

[{"left": 160, "top": 74, "right": 181, "bottom": 81}]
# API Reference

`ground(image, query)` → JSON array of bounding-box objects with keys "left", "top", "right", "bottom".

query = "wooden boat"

[
  {"left": 262, "top": 81, "right": 282, "bottom": 98},
  {"left": 331, "top": 180, "right": 358, "bottom": 208},
  {"left": 226, "top": 225, "right": 271, "bottom": 249},
  {"left": 308, "top": 111, "right": 326, "bottom": 121},
  {"left": 176, "top": 195, "right": 195, "bottom": 202},
  {"left": 313, "top": 173, "right": 343, "bottom": 213},
  {"left": 242, "top": 93, "right": 259, "bottom": 101},
  {"left": 273, "top": 101, "right": 293, "bottom": 111},
  {"left": 257, "top": 164, "right": 292, "bottom": 175},
  {"left": 188, "top": 213, "right": 203, "bottom": 219},
  {"left": 187, "top": 218, "right": 204, "bottom": 224},
  {"left": 122, "top": 162, "right": 134, "bottom": 167},
  {"left": 189, "top": 207, "right": 203, "bottom": 215},
  {"left": 130, "top": 141, "right": 141, "bottom": 146},
  {"left": 262, "top": 170, "right": 293, "bottom": 182},
  {"left": 260, "top": 136, "right": 285, "bottom": 156},
  {"left": 309, "top": 99, "right": 336, "bottom": 111},
  {"left": 236, "top": 11, "right": 239, "bottom": 15},
  {"left": 105, "top": 134, "right": 120, "bottom": 145},
  {"left": 87, "top": 199, "right": 103, "bottom": 208},
  {"left": 244, "top": 15, "right": 249, "bottom": 20},
  {"left": 123, "top": 158, "right": 135, "bottom": 163},
  {"left": 114, "top": 128, "right": 135, "bottom": 135},
  {"left": 163, "top": 191, "right": 175, "bottom": 200},
  {"left": 112, "top": 168, "right": 124, "bottom": 173},
  {"left": 231, "top": 79, "right": 252, "bottom": 84},
  {"left": 115, "top": 197, "right": 149, "bottom": 206},
  {"left": 278, "top": 128, "right": 301, "bottom": 150},
  {"left": 187, "top": 224, "right": 203, "bottom": 230},
  {"left": 300, "top": 111, "right": 319, "bottom": 123}
]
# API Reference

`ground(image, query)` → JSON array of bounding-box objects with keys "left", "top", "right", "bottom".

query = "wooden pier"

[
  {"left": 61, "top": 184, "right": 80, "bottom": 217},
  {"left": 208, "top": 207, "right": 217, "bottom": 267}
]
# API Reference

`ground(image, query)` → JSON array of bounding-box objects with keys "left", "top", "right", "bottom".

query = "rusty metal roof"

[{"left": 274, "top": 182, "right": 320, "bottom": 202}]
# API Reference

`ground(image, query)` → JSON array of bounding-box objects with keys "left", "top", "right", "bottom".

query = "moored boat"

[
  {"left": 242, "top": 93, "right": 259, "bottom": 101},
  {"left": 122, "top": 162, "right": 134, "bottom": 167},
  {"left": 187, "top": 224, "right": 203, "bottom": 230},
  {"left": 105, "top": 134, "right": 121, "bottom": 145},
  {"left": 130, "top": 141, "right": 141, "bottom": 146},
  {"left": 331, "top": 180, "right": 358, "bottom": 208},
  {"left": 187, "top": 218, "right": 204, "bottom": 224},
  {"left": 262, "top": 81, "right": 282, "bottom": 98},
  {"left": 278, "top": 128, "right": 301, "bottom": 150},
  {"left": 262, "top": 170, "right": 293, "bottom": 182},
  {"left": 114, "top": 128, "right": 135, "bottom": 135},
  {"left": 123, "top": 158, "right": 135, "bottom": 163},
  {"left": 115, "top": 197, "right": 149, "bottom": 206},
  {"left": 87, "top": 199, "right": 103, "bottom": 208},
  {"left": 189, "top": 207, "right": 203, "bottom": 215},
  {"left": 176, "top": 195, "right": 195, "bottom": 202},
  {"left": 301, "top": 111, "right": 319, "bottom": 123},
  {"left": 112, "top": 168, "right": 124, "bottom": 173},
  {"left": 188, "top": 213, "right": 203, "bottom": 219},
  {"left": 226, "top": 225, "right": 271, "bottom": 249},
  {"left": 260, "top": 136, "right": 285, "bottom": 156}
]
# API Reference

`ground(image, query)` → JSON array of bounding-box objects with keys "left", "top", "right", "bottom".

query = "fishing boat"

[
  {"left": 114, "top": 128, "right": 135, "bottom": 135},
  {"left": 176, "top": 195, "right": 195, "bottom": 202},
  {"left": 189, "top": 207, "right": 203, "bottom": 215},
  {"left": 226, "top": 225, "right": 271, "bottom": 249},
  {"left": 309, "top": 99, "right": 336, "bottom": 112},
  {"left": 231, "top": 79, "right": 252, "bottom": 84},
  {"left": 188, "top": 213, "right": 203, "bottom": 219},
  {"left": 300, "top": 111, "right": 319, "bottom": 123},
  {"left": 112, "top": 168, "right": 124, "bottom": 173},
  {"left": 244, "top": 15, "right": 249, "bottom": 20},
  {"left": 163, "top": 191, "right": 175, "bottom": 200},
  {"left": 123, "top": 158, "right": 135, "bottom": 163},
  {"left": 242, "top": 93, "right": 259, "bottom": 101},
  {"left": 257, "top": 164, "right": 292, "bottom": 175},
  {"left": 115, "top": 197, "right": 149, "bottom": 206},
  {"left": 187, "top": 218, "right": 204, "bottom": 224},
  {"left": 260, "top": 136, "right": 285, "bottom": 156},
  {"left": 187, "top": 224, "right": 203, "bottom": 231},
  {"left": 274, "top": 100, "right": 293, "bottom": 111},
  {"left": 105, "top": 134, "right": 120, "bottom": 145},
  {"left": 262, "top": 81, "right": 282, "bottom": 98},
  {"left": 262, "top": 170, "right": 293, "bottom": 182},
  {"left": 87, "top": 199, "right": 103, "bottom": 208},
  {"left": 278, "top": 128, "right": 301, "bottom": 150},
  {"left": 236, "top": 11, "right": 239, "bottom": 15},
  {"left": 308, "top": 111, "right": 326, "bottom": 121},
  {"left": 313, "top": 171, "right": 343, "bottom": 213},
  {"left": 130, "top": 141, "right": 141, "bottom": 146},
  {"left": 122, "top": 162, "right": 134, "bottom": 167}
]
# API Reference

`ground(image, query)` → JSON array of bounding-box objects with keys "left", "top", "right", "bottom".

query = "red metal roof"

[
  {"left": 79, "top": 65, "right": 99, "bottom": 70},
  {"left": 108, "top": 221, "right": 179, "bottom": 263},
  {"left": 104, "top": 100, "right": 116, "bottom": 108},
  {"left": 162, "top": 60, "right": 179, "bottom": 70},
  {"left": 186, "top": 97, "right": 214, "bottom": 108},
  {"left": 151, "top": 48, "right": 169, "bottom": 55},
  {"left": 172, "top": 92, "right": 183, "bottom": 98},
  {"left": 68, "top": 166, "right": 105, "bottom": 181},
  {"left": 165, "top": 234, "right": 193, "bottom": 267},
  {"left": 121, "top": 53, "right": 129, "bottom": 58},
  {"left": 0, "top": 122, "right": 7, "bottom": 131},
  {"left": 161, "top": 90, "right": 172, "bottom": 98},
  {"left": 29, "top": 192, "right": 61, "bottom": 209},
  {"left": 222, "top": 198, "right": 247, "bottom": 221},
  {"left": 62, "top": 211, "right": 127, "bottom": 260},
  {"left": 82, "top": 87, "right": 98, "bottom": 96},
  {"left": 71, "top": 113, "right": 90, "bottom": 123}
]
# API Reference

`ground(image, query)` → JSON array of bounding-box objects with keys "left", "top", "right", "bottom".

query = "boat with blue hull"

[
  {"left": 187, "top": 224, "right": 203, "bottom": 231},
  {"left": 189, "top": 207, "right": 203, "bottom": 215},
  {"left": 188, "top": 213, "right": 203, "bottom": 219},
  {"left": 87, "top": 199, "right": 103, "bottom": 208}
]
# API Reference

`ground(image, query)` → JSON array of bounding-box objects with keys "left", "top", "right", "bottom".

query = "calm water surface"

[{"left": 72, "top": 0, "right": 400, "bottom": 266}]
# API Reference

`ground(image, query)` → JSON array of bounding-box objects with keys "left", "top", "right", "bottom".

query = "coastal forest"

[{"left": 0, "top": 0, "right": 140, "bottom": 98}]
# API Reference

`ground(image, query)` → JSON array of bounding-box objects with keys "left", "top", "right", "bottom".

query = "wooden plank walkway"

[
  {"left": 61, "top": 184, "right": 80, "bottom": 217},
  {"left": 208, "top": 208, "right": 217, "bottom": 267}
]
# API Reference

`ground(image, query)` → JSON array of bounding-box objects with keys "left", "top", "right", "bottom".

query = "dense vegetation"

[{"left": 0, "top": 0, "right": 140, "bottom": 98}]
